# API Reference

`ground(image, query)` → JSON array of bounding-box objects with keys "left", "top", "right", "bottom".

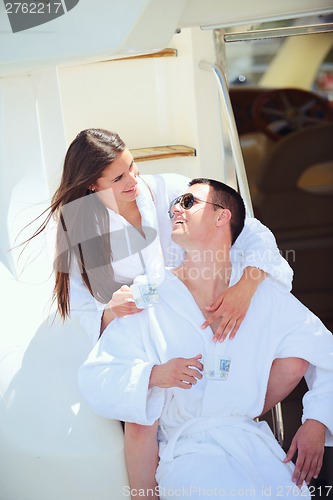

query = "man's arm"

[
  {"left": 271, "top": 298, "right": 333, "bottom": 487},
  {"left": 261, "top": 357, "right": 309, "bottom": 415},
  {"left": 260, "top": 356, "right": 325, "bottom": 488},
  {"left": 78, "top": 315, "right": 165, "bottom": 425},
  {"left": 283, "top": 419, "right": 326, "bottom": 487},
  {"left": 125, "top": 422, "right": 160, "bottom": 499}
]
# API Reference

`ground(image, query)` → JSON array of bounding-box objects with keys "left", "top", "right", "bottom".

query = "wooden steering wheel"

[{"left": 252, "top": 88, "right": 333, "bottom": 140}]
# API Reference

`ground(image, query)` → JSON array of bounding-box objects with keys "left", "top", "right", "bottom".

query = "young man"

[{"left": 79, "top": 179, "right": 333, "bottom": 498}]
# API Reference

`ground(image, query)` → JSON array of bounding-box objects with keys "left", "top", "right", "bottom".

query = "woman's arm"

[
  {"left": 69, "top": 269, "right": 106, "bottom": 345},
  {"left": 70, "top": 266, "right": 142, "bottom": 342},
  {"left": 202, "top": 217, "right": 293, "bottom": 341},
  {"left": 233, "top": 217, "right": 293, "bottom": 291},
  {"left": 202, "top": 266, "right": 266, "bottom": 341}
]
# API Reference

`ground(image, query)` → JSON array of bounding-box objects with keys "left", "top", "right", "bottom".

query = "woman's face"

[{"left": 91, "top": 148, "right": 139, "bottom": 210}]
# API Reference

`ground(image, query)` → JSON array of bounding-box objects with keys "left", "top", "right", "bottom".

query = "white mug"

[
  {"left": 203, "top": 355, "right": 231, "bottom": 381},
  {"left": 130, "top": 276, "right": 159, "bottom": 308}
]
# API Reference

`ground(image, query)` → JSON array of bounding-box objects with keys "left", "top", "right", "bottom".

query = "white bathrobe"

[
  {"left": 78, "top": 270, "right": 333, "bottom": 499},
  {"left": 69, "top": 173, "right": 293, "bottom": 345}
]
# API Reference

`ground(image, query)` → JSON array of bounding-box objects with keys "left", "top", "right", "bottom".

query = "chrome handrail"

[
  {"left": 224, "top": 22, "right": 333, "bottom": 43},
  {"left": 199, "top": 59, "right": 254, "bottom": 217},
  {"left": 271, "top": 401, "right": 285, "bottom": 446}
]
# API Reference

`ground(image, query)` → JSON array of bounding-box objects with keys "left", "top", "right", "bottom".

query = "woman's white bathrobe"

[
  {"left": 69, "top": 173, "right": 293, "bottom": 345},
  {"left": 79, "top": 270, "right": 333, "bottom": 499}
]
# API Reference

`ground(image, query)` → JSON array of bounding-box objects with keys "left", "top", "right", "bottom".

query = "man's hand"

[
  {"left": 149, "top": 355, "right": 203, "bottom": 389},
  {"left": 201, "top": 267, "right": 266, "bottom": 342},
  {"left": 283, "top": 419, "right": 326, "bottom": 487}
]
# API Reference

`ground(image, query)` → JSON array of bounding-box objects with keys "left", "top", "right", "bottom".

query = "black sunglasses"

[{"left": 168, "top": 193, "right": 224, "bottom": 219}]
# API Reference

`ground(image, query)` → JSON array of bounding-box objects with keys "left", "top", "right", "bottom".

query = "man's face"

[{"left": 171, "top": 183, "right": 220, "bottom": 251}]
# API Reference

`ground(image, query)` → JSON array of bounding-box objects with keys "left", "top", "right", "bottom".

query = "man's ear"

[{"left": 216, "top": 209, "right": 232, "bottom": 226}]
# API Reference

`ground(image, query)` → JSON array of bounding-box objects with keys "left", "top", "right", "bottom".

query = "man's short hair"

[{"left": 188, "top": 178, "right": 246, "bottom": 244}]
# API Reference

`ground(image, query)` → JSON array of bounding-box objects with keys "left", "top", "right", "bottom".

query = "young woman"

[{"left": 32, "top": 128, "right": 296, "bottom": 496}]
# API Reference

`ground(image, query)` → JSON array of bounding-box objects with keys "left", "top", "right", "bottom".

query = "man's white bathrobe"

[
  {"left": 79, "top": 270, "right": 333, "bottom": 499},
  {"left": 69, "top": 173, "right": 293, "bottom": 345}
]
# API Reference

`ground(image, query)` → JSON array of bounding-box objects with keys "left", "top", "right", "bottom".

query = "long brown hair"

[{"left": 27, "top": 129, "right": 126, "bottom": 319}]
